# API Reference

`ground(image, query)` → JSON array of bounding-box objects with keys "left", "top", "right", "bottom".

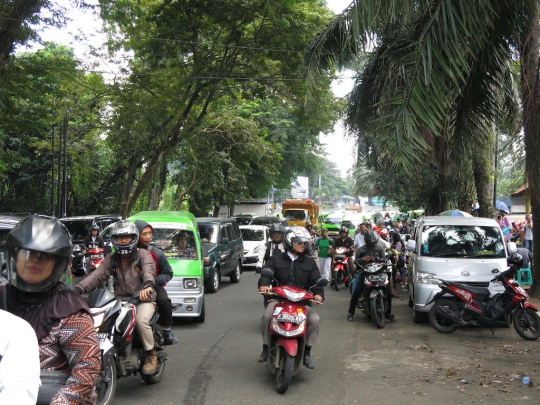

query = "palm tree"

[{"left": 307, "top": 0, "right": 540, "bottom": 296}]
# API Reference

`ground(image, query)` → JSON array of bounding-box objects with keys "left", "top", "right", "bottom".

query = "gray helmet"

[
  {"left": 507, "top": 252, "right": 523, "bottom": 268},
  {"left": 5, "top": 214, "right": 72, "bottom": 292},
  {"left": 270, "top": 223, "right": 285, "bottom": 235},
  {"left": 110, "top": 221, "right": 139, "bottom": 255},
  {"left": 89, "top": 224, "right": 100, "bottom": 232},
  {"left": 283, "top": 226, "right": 310, "bottom": 252},
  {"left": 364, "top": 230, "right": 379, "bottom": 249}
]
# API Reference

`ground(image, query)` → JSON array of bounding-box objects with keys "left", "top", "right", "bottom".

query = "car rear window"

[
  {"left": 198, "top": 224, "right": 218, "bottom": 243},
  {"left": 421, "top": 225, "right": 505, "bottom": 258},
  {"left": 152, "top": 229, "right": 198, "bottom": 260},
  {"left": 241, "top": 229, "right": 265, "bottom": 241}
]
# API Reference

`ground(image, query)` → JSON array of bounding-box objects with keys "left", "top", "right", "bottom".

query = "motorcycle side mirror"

[
  {"left": 260, "top": 268, "right": 274, "bottom": 279},
  {"left": 316, "top": 278, "right": 328, "bottom": 287}
]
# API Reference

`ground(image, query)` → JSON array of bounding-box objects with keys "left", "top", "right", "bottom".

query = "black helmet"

[
  {"left": 364, "top": 230, "right": 379, "bottom": 249},
  {"left": 269, "top": 223, "right": 285, "bottom": 235},
  {"left": 339, "top": 226, "right": 348, "bottom": 235},
  {"left": 5, "top": 214, "right": 72, "bottom": 292},
  {"left": 507, "top": 252, "right": 523, "bottom": 268},
  {"left": 89, "top": 224, "right": 100, "bottom": 232},
  {"left": 283, "top": 226, "right": 310, "bottom": 252},
  {"left": 110, "top": 221, "right": 139, "bottom": 255}
]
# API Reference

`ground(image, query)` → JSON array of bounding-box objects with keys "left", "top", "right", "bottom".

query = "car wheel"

[
  {"left": 205, "top": 268, "right": 220, "bottom": 293},
  {"left": 230, "top": 261, "right": 241, "bottom": 283}
]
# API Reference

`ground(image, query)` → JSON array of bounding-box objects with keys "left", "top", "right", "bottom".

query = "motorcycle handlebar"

[{"left": 258, "top": 291, "right": 323, "bottom": 305}]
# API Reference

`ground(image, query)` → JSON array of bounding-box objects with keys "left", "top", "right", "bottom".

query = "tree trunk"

[
  {"left": 121, "top": 155, "right": 138, "bottom": 218},
  {"left": 472, "top": 130, "right": 496, "bottom": 218},
  {"left": 519, "top": 1, "right": 540, "bottom": 297}
]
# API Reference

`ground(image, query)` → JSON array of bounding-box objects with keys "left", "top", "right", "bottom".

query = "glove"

[
  {"left": 74, "top": 287, "right": 83, "bottom": 295},
  {"left": 255, "top": 266, "right": 262, "bottom": 274}
]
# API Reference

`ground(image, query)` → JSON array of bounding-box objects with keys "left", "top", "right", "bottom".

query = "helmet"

[
  {"left": 269, "top": 223, "right": 285, "bottom": 235},
  {"left": 5, "top": 214, "right": 72, "bottom": 292},
  {"left": 379, "top": 228, "right": 389, "bottom": 240},
  {"left": 283, "top": 226, "right": 311, "bottom": 252},
  {"left": 306, "top": 220, "right": 312, "bottom": 228},
  {"left": 364, "top": 230, "right": 379, "bottom": 249},
  {"left": 339, "top": 226, "right": 348, "bottom": 235},
  {"left": 89, "top": 224, "right": 100, "bottom": 232},
  {"left": 110, "top": 221, "right": 139, "bottom": 255},
  {"left": 507, "top": 252, "right": 523, "bottom": 268}
]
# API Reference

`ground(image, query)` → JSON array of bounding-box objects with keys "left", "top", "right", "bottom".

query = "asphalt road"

[{"left": 109, "top": 272, "right": 540, "bottom": 405}]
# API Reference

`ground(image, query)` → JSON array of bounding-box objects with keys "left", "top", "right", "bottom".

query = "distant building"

[{"left": 291, "top": 176, "right": 309, "bottom": 199}]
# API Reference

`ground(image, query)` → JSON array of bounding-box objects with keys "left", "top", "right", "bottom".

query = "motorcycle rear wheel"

[
  {"left": 96, "top": 360, "right": 116, "bottom": 405},
  {"left": 513, "top": 308, "right": 540, "bottom": 340},
  {"left": 370, "top": 295, "right": 385, "bottom": 329},
  {"left": 429, "top": 299, "right": 458, "bottom": 334},
  {"left": 275, "top": 349, "right": 294, "bottom": 394},
  {"left": 334, "top": 271, "right": 343, "bottom": 291}
]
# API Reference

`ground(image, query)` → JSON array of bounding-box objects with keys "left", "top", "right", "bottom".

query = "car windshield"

[
  {"left": 283, "top": 210, "right": 307, "bottom": 220},
  {"left": 421, "top": 225, "right": 505, "bottom": 258},
  {"left": 325, "top": 216, "right": 342, "bottom": 225},
  {"left": 233, "top": 217, "right": 252, "bottom": 225},
  {"left": 241, "top": 229, "right": 265, "bottom": 241},
  {"left": 62, "top": 220, "right": 93, "bottom": 241},
  {"left": 198, "top": 224, "right": 218, "bottom": 243},
  {"left": 152, "top": 229, "right": 198, "bottom": 260}
]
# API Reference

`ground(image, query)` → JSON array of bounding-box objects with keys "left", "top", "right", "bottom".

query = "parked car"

[
  {"left": 406, "top": 216, "right": 508, "bottom": 323},
  {"left": 249, "top": 216, "right": 289, "bottom": 229},
  {"left": 240, "top": 225, "right": 270, "bottom": 269},
  {"left": 60, "top": 214, "right": 122, "bottom": 244},
  {"left": 126, "top": 211, "right": 206, "bottom": 322},
  {"left": 197, "top": 217, "right": 244, "bottom": 294}
]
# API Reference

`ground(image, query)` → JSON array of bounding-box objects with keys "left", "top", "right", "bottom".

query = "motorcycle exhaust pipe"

[{"left": 436, "top": 306, "right": 458, "bottom": 323}]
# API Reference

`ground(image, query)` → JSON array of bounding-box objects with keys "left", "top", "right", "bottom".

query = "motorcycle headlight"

[
  {"left": 491, "top": 280, "right": 504, "bottom": 287},
  {"left": 183, "top": 278, "right": 199, "bottom": 289},
  {"left": 416, "top": 272, "right": 438, "bottom": 284}
]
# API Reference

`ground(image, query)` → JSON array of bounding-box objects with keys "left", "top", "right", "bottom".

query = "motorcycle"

[
  {"left": 332, "top": 246, "right": 351, "bottom": 291},
  {"left": 87, "top": 246, "right": 105, "bottom": 274},
  {"left": 86, "top": 288, "right": 168, "bottom": 404},
  {"left": 259, "top": 268, "right": 327, "bottom": 394},
  {"left": 70, "top": 244, "right": 86, "bottom": 276},
  {"left": 354, "top": 258, "right": 392, "bottom": 328},
  {"left": 426, "top": 265, "right": 540, "bottom": 340}
]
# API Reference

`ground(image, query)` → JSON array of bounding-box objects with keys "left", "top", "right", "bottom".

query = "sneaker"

[
  {"left": 258, "top": 345, "right": 268, "bottom": 363},
  {"left": 142, "top": 349, "right": 158, "bottom": 375},
  {"left": 163, "top": 329, "right": 178, "bottom": 345},
  {"left": 347, "top": 313, "right": 354, "bottom": 322},
  {"left": 386, "top": 314, "right": 396, "bottom": 323}
]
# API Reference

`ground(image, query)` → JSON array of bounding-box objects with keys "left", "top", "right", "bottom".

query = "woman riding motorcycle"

[{"left": 0, "top": 215, "right": 101, "bottom": 405}]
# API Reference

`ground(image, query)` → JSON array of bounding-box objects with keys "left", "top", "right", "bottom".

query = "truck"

[{"left": 281, "top": 199, "right": 320, "bottom": 228}]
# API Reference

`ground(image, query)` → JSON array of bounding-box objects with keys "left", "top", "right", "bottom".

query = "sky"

[{"left": 33, "top": 0, "right": 357, "bottom": 177}]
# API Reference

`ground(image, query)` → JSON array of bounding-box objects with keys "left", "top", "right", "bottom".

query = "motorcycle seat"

[{"left": 443, "top": 280, "right": 490, "bottom": 297}]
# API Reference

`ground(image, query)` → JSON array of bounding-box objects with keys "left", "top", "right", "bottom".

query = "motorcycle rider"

[
  {"left": 0, "top": 215, "right": 101, "bottom": 404},
  {"left": 331, "top": 226, "right": 355, "bottom": 285},
  {"left": 256, "top": 223, "right": 286, "bottom": 273},
  {"left": 75, "top": 221, "right": 159, "bottom": 375},
  {"left": 134, "top": 219, "right": 178, "bottom": 345},
  {"left": 258, "top": 227, "right": 324, "bottom": 369},
  {"left": 347, "top": 230, "right": 395, "bottom": 322},
  {"left": 83, "top": 224, "right": 105, "bottom": 273}
]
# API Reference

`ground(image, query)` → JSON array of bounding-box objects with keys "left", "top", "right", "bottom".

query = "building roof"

[{"left": 511, "top": 183, "right": 529, "bottom": 197}]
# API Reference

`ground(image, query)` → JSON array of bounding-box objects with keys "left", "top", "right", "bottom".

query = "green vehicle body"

[
  {"left": 324, "top": 212, "right": 346, "bottom": 237},
  {"left": 341, "top": 213, "right": 366, "bottom": 237},
  {"left": 127, "top": 211, "right": 205, "bottom": 321}
]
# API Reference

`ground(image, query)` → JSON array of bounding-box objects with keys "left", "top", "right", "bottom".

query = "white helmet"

[{"left": 283, "top": 225, "right": 312, "bottom": 251}]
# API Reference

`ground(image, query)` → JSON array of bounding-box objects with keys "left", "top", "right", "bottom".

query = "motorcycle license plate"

[
  {"left": 97, "top": 333, "right": 108, "bottom": 342},
  {"left": 91, "top": 255, "right": 102, "bottom": 259},
  {"left": 277, "top": 313, "right": 303, "bottom": 324}
]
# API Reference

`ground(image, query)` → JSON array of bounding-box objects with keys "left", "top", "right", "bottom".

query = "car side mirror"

[
  {"left": 221, "top": 237, "right": 229, "bottom": 245},
  {"left": 260, "top": 268, "right": 274, "bottom": 279},
  {"left": 507, "top": 242, "right": 517, "bottom": 254},
  {"left": 406, "top": 239, "right": 416, "bottom": 252}
]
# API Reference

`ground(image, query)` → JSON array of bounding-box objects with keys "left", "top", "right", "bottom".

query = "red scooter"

[
  {"left": 427, "top": 264, "right": 540, "bottom": 340},
  {"left": 260, "top": 268, "right": 326, "bottom": 394},
  {"left": 87, "top": 246, "right": 105, "bottom": 274},
  {"left": 332, "top": 246, "right": 351, "bottom": 291}
]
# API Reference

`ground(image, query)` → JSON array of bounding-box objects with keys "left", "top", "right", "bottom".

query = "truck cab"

[{"left": 281, "top": 199, "right": 320, "bottom": 228}]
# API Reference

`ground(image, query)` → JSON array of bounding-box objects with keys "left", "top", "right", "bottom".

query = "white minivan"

[{"left": 406, "top": 216, "right": 508, "bottom": 323}]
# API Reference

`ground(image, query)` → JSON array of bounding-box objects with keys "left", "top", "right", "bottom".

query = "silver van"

[{"left": 406, "top": 216, "right": 507, "bottom": 323}]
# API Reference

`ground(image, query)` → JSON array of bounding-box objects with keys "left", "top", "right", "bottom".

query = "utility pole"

[
  {"left": 51, "top": 122, "right": 55, "bottom": 216},
  {"left": 62, "top": 112, "right": 68, "bottom": 218},
  {"left": 318, "top": 173, "right": 321, "bottom": 206}
]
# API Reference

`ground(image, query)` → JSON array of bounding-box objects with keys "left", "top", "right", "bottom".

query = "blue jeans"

[{"left": 523, "top": 239, "right": 534, "bottom": 254}]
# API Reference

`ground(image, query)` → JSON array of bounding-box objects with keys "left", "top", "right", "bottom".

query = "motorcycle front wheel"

[
  {"left": 96, "top": 360, "right": 116, "bottom": 405},
  {"left": 513, "top": 308, "right": 540, "bottom": 340},
  {"left": 370, "top": 295, "right": 385, "bottom": 329},
  {"left": 429, "top": 299, "right": 458, "bottom": 334},
  {"left": 334, "top": 271, "right": 343, "bottom": 291},
  {"left": 275, "top": 349, "right": 294, "bottom": 394}
]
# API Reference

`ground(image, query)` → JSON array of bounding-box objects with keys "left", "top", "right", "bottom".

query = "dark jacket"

[
  {"left": 146, "top": 245, "right": 173, "bottom": 285},
  {"left": 356, "top": 240, "right": 387, "bottom": 262},
  {"left": 333, "top": 236, "right": 354, "bottom": 257},
  {"left": 82, "top": 235, "right": 104, "bottom": 249},
  {"left": 260, "top": 252, "right": 324, "bottom": 303}
]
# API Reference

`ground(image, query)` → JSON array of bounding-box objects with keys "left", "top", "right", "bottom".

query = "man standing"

[
  {"left": 522, "top": 214, "right": 534, "bottom": 253},
  {"left": 353, "top": 222, "right": 367, "bottom": 250},
  {"left": 134, "top": 220, "right": 178, "bottom": 345}
]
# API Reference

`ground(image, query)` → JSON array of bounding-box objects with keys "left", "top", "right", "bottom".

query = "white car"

[{"left": 240, "top": 225, "right": 270, "bottom": 269}]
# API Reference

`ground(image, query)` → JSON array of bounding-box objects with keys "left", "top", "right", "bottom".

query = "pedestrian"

[
  {"left": 315, "top": 228, "right": 332, "bottom": 281},
  {"left": 521, "top": 214, "right": 534, "bottom": 253}
]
